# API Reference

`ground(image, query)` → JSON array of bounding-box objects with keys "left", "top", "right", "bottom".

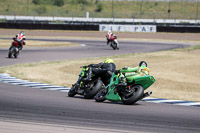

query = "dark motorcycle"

[{"left": 68, "top": 65, "right": 103, "bottom": 99}]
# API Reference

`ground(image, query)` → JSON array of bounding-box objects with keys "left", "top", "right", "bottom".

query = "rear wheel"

[
  {"left": 14, "top": 50, "right": 19, "bottom": 58},
  {"left": 110, "top": 42, "right": 117, "bottom": 50},
  {"left": 121, "top": 85, "right": 144, "bottom": 105},
  {"left": 95, "top": 88, "right": 107, "bottom": 102},
  {"left": 84, "top": 79, "right": 103, "bottom": 99}
]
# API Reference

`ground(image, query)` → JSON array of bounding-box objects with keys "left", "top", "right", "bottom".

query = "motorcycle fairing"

[
  {"left": 128, "top": 75, "right": 155, "bottom": 90},
  {"left": 105, "top": 73, "right": 122, "bottom": 101},
  {"left": 106, "top": 89, "right": 121, "bottom": 101}
]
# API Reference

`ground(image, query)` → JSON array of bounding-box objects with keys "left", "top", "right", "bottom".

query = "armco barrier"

[
  {"left": 0, "top": 23, "right": 99, "bottom": 31},
  {"left": 157, "top": 26, "right": 200, "bottom": 33},
  {"left": 1, "top": 22, "right": 200, "bottom": 33}
]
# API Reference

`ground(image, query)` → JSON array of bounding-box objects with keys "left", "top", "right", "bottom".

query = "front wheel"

[
  {"left": 84, "top": 79, "right": 103, "bottom": 99},
  {"left": 68, "top": 85, "right": 77, "bottom": 97},
  {"left": 95, "top": 88, "right": 107, "bottom": 102},
  {"left": 121, "top": 85, "right": 144, "bottom": 105},
  {"left": 8, "top": 47, "right": 15, "bottom": 58}
]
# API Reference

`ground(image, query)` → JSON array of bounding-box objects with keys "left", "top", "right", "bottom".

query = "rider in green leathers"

[{"left": 117, "top": 61, "right": 150, "bottom": 85}]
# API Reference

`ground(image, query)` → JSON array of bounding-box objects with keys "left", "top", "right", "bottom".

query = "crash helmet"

[
  {"left": 104, "top": 58, "right": 114, "bottom": 63},
  {"left": 107, "top": 30, "right": 112, "bottom": 34},
  {"left": 138, "top": 61, "right": 147, "bottom": 67},
  {"left": 20, "top": 31, "right": 25, "bottom": 36}
]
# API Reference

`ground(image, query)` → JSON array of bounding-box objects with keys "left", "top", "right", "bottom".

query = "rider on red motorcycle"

[
  {"left": 106, "top": 30, "right": 118, "bottom": 45},
  {"left": 106, "top": 30, "right": 113, "bottom": 45},
  {"left": 12, "top": 31, "right": 26, "bottom": 50},
  {"left": 106, "top": 30, "right": 119, "bottom": 50}
]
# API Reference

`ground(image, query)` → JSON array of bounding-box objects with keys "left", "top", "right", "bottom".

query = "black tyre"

[
  {"left": 84, "top": 79, "right": 103, "bottom": 99},
  {"left": 95, "top": 88, "right": 107, "bottom": 102},
  {"left": 68, "top": 85, "right": 77, "bottom": 97},
  {"left": 110, "top": 42, "right": 117, "bottom": 50},
  {"left": 14, "top": 51, "right": 19, "bottom": 58},
  {"left": 112, "top": 46, "right": 116, "bottom": 50},
  {"left": 8, "top": 51, "right": 12, "bottom": 58},
  {"left": 121, "top": 85, "right": 144, "bottom": 105},
  {"left": 8, "top": 47, "right": 14, "bottom": 58}
]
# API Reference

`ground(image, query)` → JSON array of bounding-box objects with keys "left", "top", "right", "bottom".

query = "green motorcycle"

[
  {"left": 68, "top": 65, "right": 103, "bottom": 99},
  {"left": 95, "top": 61, "right": 155, "bottom": 105}
]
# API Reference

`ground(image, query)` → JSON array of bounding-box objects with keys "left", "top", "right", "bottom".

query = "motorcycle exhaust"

[{"left": 142, "top": 91, "right": 152, "bottom": 99}]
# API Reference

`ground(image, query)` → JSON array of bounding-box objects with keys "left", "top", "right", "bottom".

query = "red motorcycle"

[
  {"left": 8, "top": 38, "right": 24, "bottom": 58},
  {"left": 107, "top": 34, "right": 119, "bottom": 50}
]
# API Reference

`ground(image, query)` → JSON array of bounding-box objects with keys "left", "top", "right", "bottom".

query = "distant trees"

[
  {"left": 95, "top": 3, "right": 103, "bottom": 12},
  {"left": 32, "top": 0, "right": 103, "bottom": 14},
  {"left": 32, "top": 0, "right": 64, "bottom": 7},
  {"left": 55, "top": 0, "right": 64, "bottom": 7}
]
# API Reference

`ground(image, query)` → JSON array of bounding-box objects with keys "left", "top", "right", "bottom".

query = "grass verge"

[{"left": 0, "top": 45, "right": 199, "bottom": 102}]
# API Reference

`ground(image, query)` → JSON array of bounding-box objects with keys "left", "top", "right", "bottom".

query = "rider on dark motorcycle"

[{"left": 83, "top": 58, "right": 116, "bottom": 86}]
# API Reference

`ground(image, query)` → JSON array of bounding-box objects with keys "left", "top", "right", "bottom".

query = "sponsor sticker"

[{"left": 100, "top": 25, "right": 156, "bottom": 32}]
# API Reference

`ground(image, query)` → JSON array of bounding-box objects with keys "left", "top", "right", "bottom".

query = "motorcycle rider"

[
  {"left": 83, "top": 58, "right": 116, "bottom": 86},
  {"left": 106, "top": 30, "right": 112, "bottom": 45},
  {"left": 116, "top": 61, "right": 150, "bottom": 86},
  {"left": 106, "top": 30, "right": 119, "bottom": 50},
  {"left": 12, "top": 31, "right": 26, "bottom": 50}
]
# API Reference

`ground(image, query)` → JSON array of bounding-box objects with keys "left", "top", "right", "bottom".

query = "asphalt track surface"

[{"left": 0, "top": 39, "right": 200, "bottom": 133}]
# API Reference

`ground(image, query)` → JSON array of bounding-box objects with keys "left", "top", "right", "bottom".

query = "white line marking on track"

[{"left": 80, "top": 44, "right": 86, "bottom": 46}]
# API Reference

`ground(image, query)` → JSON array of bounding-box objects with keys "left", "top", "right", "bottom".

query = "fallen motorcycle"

[
  {"left": 68, "top": 65, "right": 103, "bottom": 99},
  {"left": 95, "top": 61, "right": 155, "bottom": 105}
]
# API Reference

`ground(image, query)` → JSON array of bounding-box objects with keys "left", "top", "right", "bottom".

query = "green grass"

[{"left": 0, "top": 0, "right": 199, "bottom": 19}]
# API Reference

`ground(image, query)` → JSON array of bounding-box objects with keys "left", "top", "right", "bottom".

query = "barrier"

[
  {"left": 157, "top": 26, "right": 200, "bottom": 33},
  {"left": 0, "top": 22, "right": 200, "bottom": 33},
  {"left": 0, "top": 23, "right": 99, "bottom": 31}
]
